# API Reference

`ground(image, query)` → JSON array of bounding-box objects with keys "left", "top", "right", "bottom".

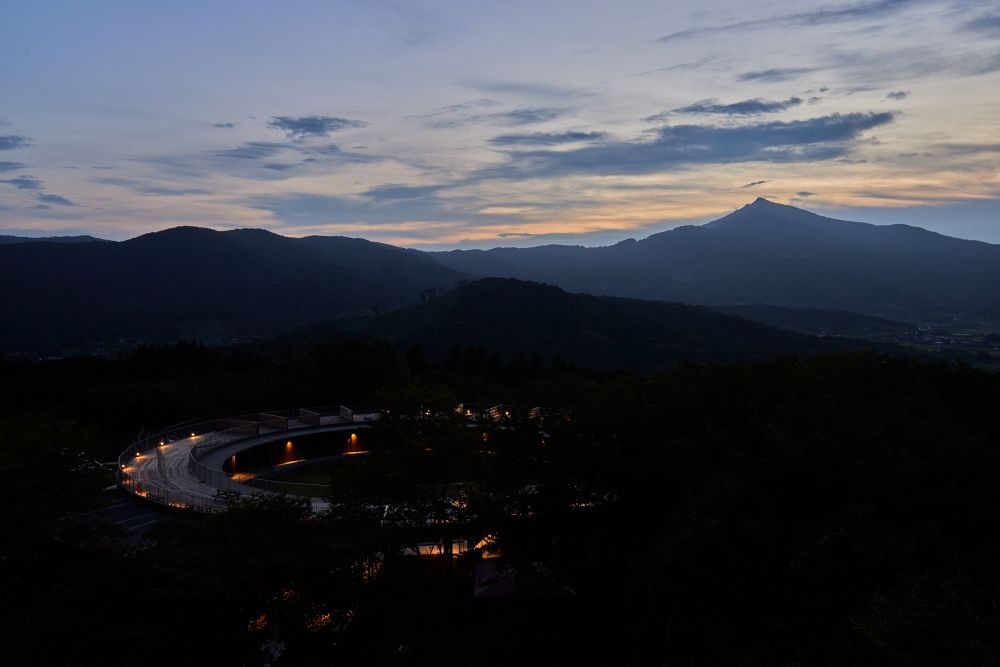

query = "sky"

[{"left": 1, "top": 0, "right": 999, "bottom": 248}]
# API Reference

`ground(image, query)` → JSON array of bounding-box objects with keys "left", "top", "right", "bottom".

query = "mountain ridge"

[
  {"left": 319, "top": 277, "right": 894, "bottom": 374},
  {"left": 0, "top": 233, "right": 109, "bottom": 245},
  {"left": 429, "top": 200, "right": 1000, "bottom": 323},
  {"left": 2, "top": 200, "right": 997, "bottom": 355},
  {"left": 0, "top": 227, "right": 469, "bottom": 354}
]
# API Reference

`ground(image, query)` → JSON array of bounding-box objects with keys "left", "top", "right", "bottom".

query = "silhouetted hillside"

[
  {"left": 430, "top": 199, "right": 1000, "bottom": 324},
  {"left": 0, "top": 227, "right": 467, "bottom": 354},
  {"left": 333, "top": 278, "right": 891, "bottom": 373},
  {"left": 714, "top": 304, "right": 913, "bottom": 337},
  {"left": 0, "top": 234, "right": 108, "bottom": 244}
]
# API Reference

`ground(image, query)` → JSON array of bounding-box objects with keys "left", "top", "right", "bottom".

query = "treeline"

[{"left": 0, "top": 338, "right": 590, "bottom": 459}]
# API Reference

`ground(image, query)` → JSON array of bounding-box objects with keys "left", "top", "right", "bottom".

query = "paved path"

[{"left": 120, "top": 417, "right": 370, "bottom": 512}]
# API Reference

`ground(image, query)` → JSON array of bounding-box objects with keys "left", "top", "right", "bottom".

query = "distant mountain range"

[
  {"left": 323, "top": 278, "right": 891, "bottom": 373},
  {"left": 1, "top": 199, "right": 995, "bottom": 356},
  {"left": 431, "top": 198, "right": 1000, "bottom": 325},
  {"left": 0, "top": 234, "right": 108, "bottom": 245},
  {"left": 0, "top": 227, "right": 466, "bottom": 353}
]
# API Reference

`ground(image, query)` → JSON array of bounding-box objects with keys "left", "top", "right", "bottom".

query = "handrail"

[{"left": 117, "top": 407, "right": 368, "bottom": 511}]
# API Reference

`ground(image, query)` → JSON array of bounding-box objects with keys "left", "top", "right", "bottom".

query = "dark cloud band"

[
  {"left": 489, "top": 131, "right": 608, "bottom": 146},
  {"left": 484, "top": 112, "right": 895, "bottom": 179},
  {"left": 0, "top": 135, "right": 32, "bottom": 151},
  {"left": 267, "top": 115, "right": 366, "bottom": 140}
]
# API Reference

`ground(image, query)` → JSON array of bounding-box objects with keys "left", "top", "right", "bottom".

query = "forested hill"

[
  {"left": 329, "top": 278, "right": 895, "bottom": 373},
  {"left": 429, "top": 199, "right": 1000, "bottom": 324},
  {"left": 0, "top": 234, "right": 108, "bottom": 244},
  {"left": 0, "top": 226, "right": 467, "bottom": 354}
]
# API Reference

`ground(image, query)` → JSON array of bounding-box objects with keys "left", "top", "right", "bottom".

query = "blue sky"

[{"left": 1, "top": 0, "right": 999, "bottom": 247}]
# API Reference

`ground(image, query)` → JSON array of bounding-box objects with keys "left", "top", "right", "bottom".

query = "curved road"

[{"left": 121, "top": 417, "right": 370, "bottom": 512}]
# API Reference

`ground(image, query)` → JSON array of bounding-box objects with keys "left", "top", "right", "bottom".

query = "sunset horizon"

[{"left": 3, "top": 0, "right": 999, "bottom": 247}]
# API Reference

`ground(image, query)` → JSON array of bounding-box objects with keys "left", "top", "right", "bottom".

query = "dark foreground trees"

[{"left": 2, "top": 350, "right": 999, "bottom": 665}]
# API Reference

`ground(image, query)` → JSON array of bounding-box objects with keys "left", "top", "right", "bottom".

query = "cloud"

[
  {"left": 249, "top": 192, "right": 466, "bottom": 233},
  {"left": 267, "top": 115, "right": 366, "bottom": 140},
  {"left": 500, "top": 108, "right": 565, "bottom": 125},
  {"left": 204, "top": 140, "right": 376, "bottom": 181},
  {"left": 741, "top": 180, "right": 769, "bottom": 188},
  {"left": 0, "top": 135, "right": 32, "bottom": 150},
  {"left": 796, "top": 191, "right": 817, "bottom": 196},
  {"left": 829, "top": 46, "right": 1000, "bottom": 84},
  {"left": 488, "top": 131, "right": 609, "bottom": 146},
  {"left": 362, "top": 183, "right": 448, "bottom": 201},
  {"left": 934, "top": 142, "right": 1000, "bottom": 156},
  {"left": 213, "top": 141, "right": 288, "bottom": 160},
  {"left": 640, "top": 55, "right": 732, "bottom": 76},
  {"left": 427, "top": 107, "right": 566, "bottom": 129},
  {"left": 260, "top": 163, "right": 297, "bottom": 172},
  {"left": 412, "top": 98, "right": 500, "bottom": 119},
  {"left": 36, "top": 193, "right": 77, "bottom": 206},
  {"left": 466, "top": 81, "right": 593, "bottom": 99},
  {"left": 213, "top": 122, "right": 237, "bottom": 128},
  {"left": 963, "top": 13, "right": 1000, "bottom": 37},
  {"left": 483, "top": 112, "right": 895, "bottom": 179},
  {"left": 885, "top": 91, "right": 909, "bottom": 100},
  {"left": 737, "top": 68, "right": 820, "bottom": 82},
  {"left": 658, "top": 0, "right": 913, "bottom": 42},
  {"left": 0, "top": 175, "right": 43, "bottom": 190},
  {"left": 664, "top": 97, "right": 803, "bottom": 117},
  {"left": 93, "top": 177, "right": 211, "bottom": 196},
  {"left": 0, "top": 161, "right": 26, "bottom": 172}
]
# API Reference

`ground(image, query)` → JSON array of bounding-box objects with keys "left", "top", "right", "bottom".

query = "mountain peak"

[
  {"left": 702, "top": 198, "right": 807, "bottom": 231},
  {"left": 746, "top": 197, "right": 782, "bottom": 209}
]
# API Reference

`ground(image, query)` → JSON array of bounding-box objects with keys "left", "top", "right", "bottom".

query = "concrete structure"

[
  {"left": 117, "top": 408, "right": 373, "bottom": 513},
  {"left": 339, "top": 404, "right": 381, "bottom": 422},
  {"left": 455, "top": 402, "right": 491, "bottom": 420}
]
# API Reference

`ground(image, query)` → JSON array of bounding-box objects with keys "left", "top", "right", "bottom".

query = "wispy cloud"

[
  {"left": 0, "top": 161, "right": 27, "bottom": 172},
  {"left": 499, "top": 108, "right": 565, "bottom": 125},
  {"left": 658, "top": 0, "right": 914, "bottom": 42},
  {"left": 467, "top": 80, "right": 593, "bottom": 99},
  {"left": 267, "top": 115, "right": 366, "bottom": 140},
  {"left": 0, "top": 175, "right": 43, "bottom": 190},
  {"left": 213, "top": 121, "right": 237, "bottom": 128},
  {"left": 36, "top": 193, "right": 77, "bottom": 206},
  {"left": 250, "top": 192, "right": 466, "bottom": 232},
  {"left": 963, "top": 13, "right": 1000, "bottom": 37},
  {"left": 362, "top": 183, "right": 448, "bottom": 201},
  {"left": 655, "top": 97, "right": 803, "bottom": 118},
  {"left": 412, "top": 98, "right": 500, "bottom": 119},
  {"left": 261, "top": 163, "right": 297, "bottom": 172},
  {"left": 94, "top": 177, "right": 211, "bottom": 196},
  {"left": 738, "top": 68, "right": 820, "bottom": 82},
  {"left": 484, "top": 112, "right": 895, "bottom": 179},
  {"left": 0, "top": 135, "right": 32, "bottom": 151},
  {"left": 428, "top": 107, "right": 566, "bottom": 129},
  {"left": 886, "top": 90, "right": 909, "bottom": 100},
  {"left": 212, "top": 141, "right": 288, "bottom": 160},
  {"left": 933, "top": 142, "right": 1000, "bottom": 156},
  {"left": 488, "top": 131, "right": 608, "bottom": 146},
  {"left": 741, "top": 180, "right": 769, "bottom": 188}
]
